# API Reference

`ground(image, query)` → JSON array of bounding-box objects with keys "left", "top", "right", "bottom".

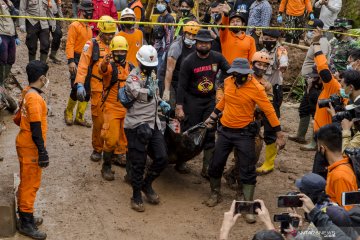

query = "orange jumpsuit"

[
  {"left": 129, "top": 0, "right": 144, "bottom": 23},
  {"left": 65, "top": 21, "right": 93, "bottom": 60},
  {"left": 117, "top": 30, "right": 143, "bottom": 67},
  {"left": 99, "top": 62, "right": 130, "bottom": 154},
  {"left": 75, "top": 36, "right": 110, "bottom": 153},
  {"left": 16, "top": 87, "right": 47, "bottom": 213}
]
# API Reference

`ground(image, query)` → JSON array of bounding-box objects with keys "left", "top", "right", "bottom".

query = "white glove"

[
  {"left": 19, "top": 25, "right": 26, "bottom": 33},
  {"left": 162, "top": 90, "right": 170, "bottom": 102}
]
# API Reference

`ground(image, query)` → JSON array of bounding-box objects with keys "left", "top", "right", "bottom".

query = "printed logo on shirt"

[
  {"left": 193, "top": 65, "right": 212, "bottom": 74},
  {"left": 197, "top": 76, "right": 214, "bottom": 93}
]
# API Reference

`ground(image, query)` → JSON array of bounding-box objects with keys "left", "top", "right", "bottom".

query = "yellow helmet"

[
  {"left": 97, "top": 15, "right": 117, "bottom": 33},
  {"left": 183, "top": 21, "right": 200, "bottom": 35},
  {"left": 110, "top": 36, "right": 129, "bottom": 52}
]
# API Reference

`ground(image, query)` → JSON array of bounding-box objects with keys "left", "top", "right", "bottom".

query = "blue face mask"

[
  {"left": 156, "top": 3, "right": 167, "bottom": 13},
  {"left": 347, "top": 64, "right": 353, "bottom": 70},
  {"left": 306, "top": 31, "right": 314, "bottom": 39},
  {"left": 340, "top": 88, "right": 350, "bottom": 98}
]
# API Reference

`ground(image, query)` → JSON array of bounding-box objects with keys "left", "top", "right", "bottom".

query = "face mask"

[
  {"left": 156, "top": 3, "right": 167, "bottom": 13},
  {"left": 234, "top": 74, "right": 248, "bottom": 85},
  {"left": 196, "top": 47, "right": 211, "bottom": 56},
  {"left": 334, "top": 33, "right": 343, "bottom": 40},
  {"left": 340, "top": 88, "right": 350, "bottom": 98},
  {"left": 180, "top": 9, "right": 190, "bottom": 17},
  {"left": 306, "top": 31, "right": 314, "bottom": 39},
  {"left": 253, "top": 65, "right": 267, "bottom": 77},
  {"left": 211, "top": 13, "right": 222, "bottom": 22},
  {"left": 113, "top": 54, "right": 127, "bottom": 65},
  {"left": 42, "top": 77, "right": 50, "bottom": 89},
  {"left": 184, "top": 37, "right": 195, "bottom": 46},
  {"left": 141, "top": 65, "right": 156, "bottom": 76},
  {"left": 230, "top": 28, "right": 241, "bottom": 34},
  {"left": 84, "top": 10, "right": 93, "bottom": 19},
  {"left": 317, "top": 147, "right": 329, "bottom": 168},
  {"left": 263, "top": 40, "right": 276, "bottom": 51},
  {"left": 347, "top": 64, "right": 353, "bottom": 70},
  {"left": 122, "top": 23, "right": 135, "bottom": 30}
]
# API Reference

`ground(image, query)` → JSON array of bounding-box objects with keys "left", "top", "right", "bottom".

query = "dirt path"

[{"left": 0, "top": 33, "right": 315, "bottom": 240}]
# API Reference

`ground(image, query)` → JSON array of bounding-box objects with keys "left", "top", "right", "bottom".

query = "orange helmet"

[
  {"left": 252, "top": 51, "right": 270, "bottom": 64},
  {"left": 183, "top": 21, "right": 200, "bottom": 35}
]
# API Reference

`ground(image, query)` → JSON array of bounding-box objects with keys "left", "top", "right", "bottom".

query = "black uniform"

[{"left": 177, "top": 50, "right": 230, "bottom": 150}]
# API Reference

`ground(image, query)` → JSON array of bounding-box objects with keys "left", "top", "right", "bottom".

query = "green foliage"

[
  {"left": 339, "top": 0, "right": 360, "bottom": 28},
  {"left": 292, "top": 76, "right": 306, "bottom": 102}
]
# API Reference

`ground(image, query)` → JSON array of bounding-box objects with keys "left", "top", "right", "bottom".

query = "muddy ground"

[{"left": 0, "top": 30, "right": 315, "bottom": 240}]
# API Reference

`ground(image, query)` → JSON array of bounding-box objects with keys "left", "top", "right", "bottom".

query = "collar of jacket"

[{"left": 328, "top": 157, "right": 351, "bottom": 172}]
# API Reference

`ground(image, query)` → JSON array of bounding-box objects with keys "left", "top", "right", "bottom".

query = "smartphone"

[
  {"left": 235, "top": 201, "right": 261, "bottom": 214},
  {"left": 342, "top": 191, "right": 360, "bottom": 206},
  {"left": 273, "top": 213, "right": 290, "bottom": 222},
  {"left": 277, "top": 195, "right": 303, "bottom": 208}
]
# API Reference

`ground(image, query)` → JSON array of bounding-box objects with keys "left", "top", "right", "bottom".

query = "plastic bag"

[{"left": 166, "top": 122, "right": 207, "bottom": 164}]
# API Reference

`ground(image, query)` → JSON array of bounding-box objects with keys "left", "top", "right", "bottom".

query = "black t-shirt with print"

[{"left": 177, "top": 50, "right": 230, "bottom": 104}]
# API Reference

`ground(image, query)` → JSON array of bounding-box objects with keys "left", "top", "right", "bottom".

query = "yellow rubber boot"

[
  {"left": 74, "top": 101, "right": 92, "bottom": 128},
  {"left": 256, "top": 143, "right": 277, "bottom": 175},
  {"left": 64, "top": 97, "right": 77, "bottom": 126}
]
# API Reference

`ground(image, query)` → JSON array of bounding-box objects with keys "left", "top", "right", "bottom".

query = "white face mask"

[
  {"left": 184, "top": 37, "right": 195, "bottom": 46},
  {"left": 43, "top": 77, "right": 50, "bottom": 89}
]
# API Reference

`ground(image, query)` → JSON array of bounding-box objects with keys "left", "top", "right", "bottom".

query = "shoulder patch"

[{"left": 83, "top": 42, "right": 91, "bottom": 52}]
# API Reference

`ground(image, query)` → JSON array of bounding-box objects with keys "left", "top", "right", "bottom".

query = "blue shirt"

[{"left": 247, "top": 0, "right": 272, "bottom": 33}]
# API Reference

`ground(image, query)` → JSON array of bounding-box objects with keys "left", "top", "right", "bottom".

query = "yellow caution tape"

[{"left": 1, "top": 14, "right": 360, "bottom": 37}]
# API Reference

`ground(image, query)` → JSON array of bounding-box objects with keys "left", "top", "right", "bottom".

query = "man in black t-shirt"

[{"left": 175, "top": 29, "right": 230, "bottom": 177}]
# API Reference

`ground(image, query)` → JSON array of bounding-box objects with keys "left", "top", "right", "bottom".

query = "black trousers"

[
  {"left": 125, "top": 125, "right": 168, "bottom": 193},
  {"left": 25, "top": 20, "right": 50, "bottom": 56},
  {"left": 299, "top": 87, "right": 321, "bottom": 118},
  {"left": 50, "top": 20, "right": 63, "bottom": 52},
  {"left": 183, "top": 94, "right": 216, "bottom": 150},
  {"left": 208, "top": 126, "right": 257, "bottom": 185},
  {"left": 273, "top": 84, "right": 283, "bottom": 118}
]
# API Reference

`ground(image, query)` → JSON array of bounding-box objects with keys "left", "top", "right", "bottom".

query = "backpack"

[
  {"left": 344, "top": 148, "right": 360, "bottom": 187},
  {"left": 101, "top": 62, "right": 134, "bottom": 108}
]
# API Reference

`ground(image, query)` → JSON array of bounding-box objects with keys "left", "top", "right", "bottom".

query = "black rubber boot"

[
  {"left": 142, "top": 171, "right": 160, "bottom": 204},
  {"left": 29, "top": 54, "right": 36, "bottom": 62},
  {"left": 90, "top": 150, "right": 102, "bottom": 162},
  {"left": 18, "top": 212, "right": 47, "bottom": 240},
  {"left": 40, "top": 53, "right": 48, "bottom": 63},
  {"left": 131, "top": 190, "right": 145, "bottom": 212},
  {"left": 201, "top": 147, "right": 214, "bottom": 179},
  {"left": 205, "top": 177, "right": 222, "bottom": 207},
  {"left": 101, "top": 151, "right": 115, "bottom": 181}
]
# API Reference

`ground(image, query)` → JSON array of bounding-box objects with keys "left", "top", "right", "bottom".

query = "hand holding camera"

[{"left": 220, "top": 200, "right": 241, "bottom": 240}]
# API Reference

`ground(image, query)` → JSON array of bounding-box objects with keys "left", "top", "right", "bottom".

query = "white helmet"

[
  {"left": 136, "top": 45, "right": 158, "bottom": 67},
  {"left": 120, "top": 8, "right": 135, "bottom": 19}
]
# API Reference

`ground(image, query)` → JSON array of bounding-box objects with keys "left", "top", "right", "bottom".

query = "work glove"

[
  {"left": 309, "top": 13, "right": 315, "bottom": 20},
  {"left": 15, "top": 38, "right": 20, "bottom": 46},
  {"left": 51, "top": 25, "right": 57, "bottom": 33},
  {"left": 38, "top": 149, "right": 49, "bottom": 168},
  {"left": 19, "top": 25, "right": 26, "bottom": 33},
  {"left": 277, "top": 14, "right": 283, "bottom": 24},
  {"left": 147, "top": 79, "right": 156, "bottom": 98},
  {"left": 77, "top": 83, "right": 86, "bottom": 102},
  {"left": 160, "top": 101, "right": 171, "bottom": 114},
  {"left": 162, "top": 89, "right": 170, "bottom": 102}
]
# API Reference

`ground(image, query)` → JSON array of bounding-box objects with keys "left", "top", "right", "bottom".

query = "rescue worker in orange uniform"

[
  {"left": 16, "top": 60, "right": 50, "bottom": 240},
  {"left": 98, "top": 36, "right": 133, "bottom": 180},
  {"left": 64, "top": 0, "right": 93, "bottom": 127},
  {"left": 128, "top": 0, "right": 144, "bottom": 30},
  {"left": 311, "top": 29, "right": 341, "bottom": 179},
  {"left": 75, "top": 15, "right": 117, "bottom": 162},
  {"left": 204, "top": 58, "right": 286, "bottom": 224},
  {"left": 117, "top": 8, "right": 143, "bottom": 67},
  {"left": 219, "top": 3, "right": 256, "bottom": 64}
]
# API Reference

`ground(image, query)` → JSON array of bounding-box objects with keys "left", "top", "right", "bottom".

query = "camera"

[
  {"left": 318, "top": 94, "right": 344, "bottom": 111},
  {"left": 342, "top": 191, "right": 360, "bottom": 206},
  {"left": 274, "top": 213, "right": 300, "bottom": 234},
  {"left": 332, "top": 104, "right": 359, "bottom": 122}
]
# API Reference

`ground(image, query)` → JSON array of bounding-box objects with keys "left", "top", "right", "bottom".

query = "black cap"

[
  {"left": 229, "top": 10, "right": 247, "bottom": 23},
  {"left": 262, "top": 29, "right": 281, "bottom": 38},
  {"left": 295, "top": 173, "right": 326, "bottom": 193},
  {"left": 330, "top": 18, "right": 353, "bottom": 30},
  {"left": 78, "top": 0, "right": 94, "bottom": 10},
  {"left": 227, "top": 58, "right": 254, "bottom": 74},
  {"left": 194, "top": 29, "right": 214, "bottom": 42},
  {"left": 307, "top": 19, "right": 324, "bottom": 29}
]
